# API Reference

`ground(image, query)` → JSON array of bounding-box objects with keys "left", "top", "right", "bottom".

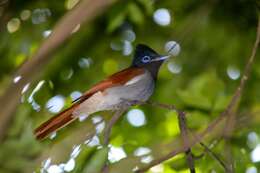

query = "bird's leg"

[{"left": 119, "top": 98, "right": 145, "bottom": 108}]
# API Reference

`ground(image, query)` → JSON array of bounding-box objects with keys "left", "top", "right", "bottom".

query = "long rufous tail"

[{"left": 34, "top": 103, "right": 79, "bottom": 140}]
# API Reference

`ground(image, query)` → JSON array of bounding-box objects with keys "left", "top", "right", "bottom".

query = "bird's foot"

[{"left": 119, "top": 99, "right": 143, "bottom": 108}]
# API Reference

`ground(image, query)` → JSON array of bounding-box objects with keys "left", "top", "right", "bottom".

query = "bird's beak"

[{"left": 151, "top": 55, "right": 171, "bottom": 62}]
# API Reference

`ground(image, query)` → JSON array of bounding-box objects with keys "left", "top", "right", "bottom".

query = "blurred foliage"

[{"left": 0, "top": 0, "right": 260, "bottom": 173}]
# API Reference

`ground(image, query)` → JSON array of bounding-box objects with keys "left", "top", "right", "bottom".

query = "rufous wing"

[
  {"left": 34, "top": 67, "right": 145, "bottom": 140},
  {"left": 73, "top": 67, "right": 145, "bottom": 103}
]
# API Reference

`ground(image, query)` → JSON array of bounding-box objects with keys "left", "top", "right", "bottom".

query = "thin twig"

[
  {"left": 146, "top": 100, "right": 178, "bottom": 112},
  {"left": 136, "top": 15, "right": 260, "bottom": 173},
  {"left": 144, "top": 101, "right": 195, "bottom": 172},
  {"left": 188, "top": 130, "right": 229, "bottom": 171},
  {"left": 177, "top": 111, "right": 196, "bottom": 173},
  {"left": 102, "top": 109, "right": 126, "bottom": 173},
  {"left": 103, "top": 109, "right": 125, "bottom": 146},
  {"left": 222, "top": 12, "right": 260, "bottom": 173},
  {"left": 199, "top": 142, "right": 228, "bottom": 171}
]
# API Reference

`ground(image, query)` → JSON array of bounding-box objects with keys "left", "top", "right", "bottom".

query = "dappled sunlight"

[
  {"left": 251, "top": 144, "right": 260, "bottom": 163},
  {"left": 78, "top": 58, "right": 92, "bottom": 68},
  {"left": 0, "top": 0, "right": 259, "bottom": 172},
  {"left": 46, "top": 95, "right": 65, "bottom": 114},
  {"left": 43, "top": 30, "right": 52, "bottom": 38},
  {"left": 127, "top": 109, "right": 147, "bottom": 127},
  {"left": 167, "top": 61, "right": 182, "bottom": 74},
  {"left": 108, "top": 145, "right": 127, "bottom": 163},
  {"left": 13, "top": 75, "right": 21, "bottom": 83},
  {"left": 70, "top": 91, "right": 82, "bottom": 101},
  {"left": 134, "top": 147, "right": 151, "bottom": 156},
  {"left": 247, "top": 131, "right": 259, "bottom": 149},
  {"left": 246, "top": 166, "right": 258, "bottom": 173},
  {"left": 150, "top": 164, "right": 164, "bottom": 173},
  {"left": 31, "top": 8, "right": 51, "bottom": 24},
  {"left": 153, "top": 8, "right": 171, "bottom": 26},
  {"left": 7, "top": 18, "right": 21, "bottom": 33},
  {"left": 85, "top": 135, "right": 100, "bottom": 147},
  {"left": 140, "top": 155, "right": 154, "bottom": 164},
  {"left": 28, "top": 80, "right": 45, "bottom": 111},
  {"left": 20, "top": 10, "right": 31, "bottom": 21},
  {"left": 227, "top": 66, "right": 240, "bottom": 80}
]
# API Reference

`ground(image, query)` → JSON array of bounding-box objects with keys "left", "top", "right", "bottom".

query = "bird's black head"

[{"left": 131, "top": 44, "right": 169, "bottom": 78}]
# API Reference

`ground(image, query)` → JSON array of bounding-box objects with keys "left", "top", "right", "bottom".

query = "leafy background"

[{"left": 0, "top": 0, "right": 259, "bottom": 173}]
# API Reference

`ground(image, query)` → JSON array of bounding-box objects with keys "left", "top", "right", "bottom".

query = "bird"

[{"left": 34, "top": 44, "right": 170, "bottom": 140}]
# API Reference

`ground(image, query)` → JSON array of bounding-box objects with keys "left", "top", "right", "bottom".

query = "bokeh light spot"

[
  {"left": 71, "top": 145, "right": 81, "bottom": 158},
  {"left": 20, "top": 10, "right": 31, "bottom": 21},
  {"left": 167, "top": 61, "right": 182, "bottom": 74},
  {"left": 251, "top": 144, "right": 260, "bottom": 162},
  {"left": 64, "top": 158, "right": 75, "bottom": 172},
  {"left": 32, "top": 8, "right": 51, "bottom": 24},
  {"left": 153, "top": 8, "right": 171, "bottom": 26},
  {"left": 134, "top": 147, "right": 151, "bottom": 156},
  {"left": 122, "top": 30, "right": 136, "bottom": 42},
  {"left": 22, "top": 83, "right": 30, "bottom": 94},
  {"left": 85, "top": 135, "right": 100, "bottom": 147},
  {"left": 227, "top": 66, "right": 240, "bottom": 80},
  {"left": 141, "top": 155, "right": 153, "bottom": 164},
  {"left": 13, "top": 75, "right": 22, "bottom": 83},
  {"left": 43, "top": 30, "right": 52, "bottom": 38},
  {"left": 165, "top": 41, "right": 181, "bottom": 56},
  {"left": 78, "top": 58, "right": 92, "bottom": 68},
  {"left": 150, "top": 164, "right": 164, "bottom": 173},
  {"left": 127, "top": 109, "right": 146, "bottom": 127},
  {"left": 246, "top": 166, "right": 257, "bottom": 173},
  {"left": 70, "top": 91, "right": 82, "bottom": 101},
  {"left": 7, "top": 18, "right": 21, "bottom": 33},
  {"left": 46, "top": 95, "right": 65, "bottom": 113},
  {"left": 247, "top": 131, "right": 259, "bottom": 149},
  {"left": 108, "top": 145, "right": 127, "bottom": 163},
  {"left": 72, "top": 24, "right": 81, "bottom": 33},
  {"left": 122, "top": 41, "right": 133, "bottom": 56},
  {"left": 47, "top": 165, "right": 63, "bottom": 173}
]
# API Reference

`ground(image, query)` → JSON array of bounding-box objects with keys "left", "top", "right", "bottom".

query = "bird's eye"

[{"left": 142, "top": 56, "right": 151, "bottom": 63}]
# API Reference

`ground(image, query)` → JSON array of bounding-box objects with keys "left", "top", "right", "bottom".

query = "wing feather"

[{"left": 74, "top": 67, "right": 145, "bottom": 103}]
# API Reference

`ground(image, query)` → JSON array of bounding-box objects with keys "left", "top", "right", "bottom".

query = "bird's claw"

[{"left": 119, "top": 98, "right": 142, "bottom": 108}]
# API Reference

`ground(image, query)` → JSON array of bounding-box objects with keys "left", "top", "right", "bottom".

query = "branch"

[
  {"left": 177, "top": 111, "right": 195, "bottom": 173},
  {"left": 223, "top": 12, "right": 260, "bottom": 137},
  {"left": 102, "top": 109, "right": 126, "bottom": 173},
  {"left": 136, "top": 15, "right": 260, "bottom": 173},
  {"left": 0, "top": 0, "right": 115, "bottom": 141},
  {"left": 103, "top": 110, "right": 125, "bottom": 146},
  {"left": 222, "top": 12, "right": 260, "bottom": 173},
  {"left": 199, "top": 142, "right": 228, "bottom": 171}
]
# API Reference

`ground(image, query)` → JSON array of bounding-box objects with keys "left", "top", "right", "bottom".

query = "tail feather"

[{"left": 34, "top": 104, "right": 79, "bottom": 140}]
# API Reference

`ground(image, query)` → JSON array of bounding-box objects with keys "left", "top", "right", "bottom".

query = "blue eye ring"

[{"left": 142, "top": 56, "right": 151, "bottom": 63}]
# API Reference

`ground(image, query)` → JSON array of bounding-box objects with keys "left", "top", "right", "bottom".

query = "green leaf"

[
  {"left": 107, "top": 4, "right": 126, "bottom": 33},
  {"left": 82, "top": 147, "right": 109, "bottom": 173},
  {"left": 128, "top": 2, "right": 144, "bottom": 25},
  {"left": 137, "top": 0, "right": 154, "bottom": 15},
  {"left": 72, "top": 146, "right": 97, "bottom": 173},
  {"left": 177, "top": 71, "right": 226, "bottom": 111}
]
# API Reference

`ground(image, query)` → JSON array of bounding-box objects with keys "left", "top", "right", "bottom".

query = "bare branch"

[
  {"left": 103, "top": 110, "right": 125, "bottom": 146},
  {"left": 177, "top": 111, "right": 195, "bottom": 173},
  {"left": 199, "top": 142, "right": 229, "bottom": 171},
  {"left": 221, "top": 11, "right": 260, "bottom": 173},
  {"left": 102, "top": 109, "right": 126, "bottom": 173}
]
